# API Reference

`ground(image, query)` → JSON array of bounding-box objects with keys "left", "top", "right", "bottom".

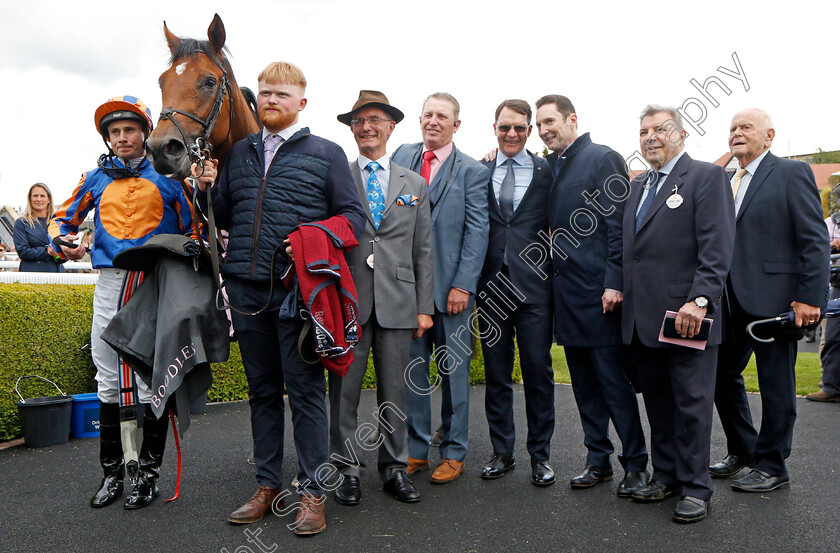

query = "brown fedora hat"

[{"left": 337, "top": 90, "right": 404, "bottom": 125}]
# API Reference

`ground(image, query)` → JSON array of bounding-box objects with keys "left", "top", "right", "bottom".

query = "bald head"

[{"left": 729, "top": 108, "right": 775, "bottom": 167}]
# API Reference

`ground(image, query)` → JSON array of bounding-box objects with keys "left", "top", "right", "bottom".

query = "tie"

[
  {"left": 731, "top": 168, "right": 748, "bottom": 199},
  {"left": 366, "top": 161, "right": 385, "bottom": 229},
  {"left": 499, "top": 159, "right": 515, "bottom": 221},
  {"left": 553, "top": 156, "right": 566, "bottom": 178},
  {"left": 420, "top": 150, "right": 436, "bottom": 186},
  {"left": 635, "top": 172, "right": 665, "bottom": 231},
  {"left": 264, "top": 134, "right": 283, "bottom": 174}
]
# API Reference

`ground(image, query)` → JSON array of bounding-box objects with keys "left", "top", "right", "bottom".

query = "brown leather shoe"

[
  {"left": 294, "top": 492, "right": 327, "bottom": 535},
  {"left": 228, "top": 486, "right": 285, "bottom": 524},
  {"left": 430, "top": 459, "right": 465, "bottom": 484},
  {"left": 407, "top": 457, "right": 430, "bottom": 475},
  {"left": 806, "top": 390, "right": 840, "bottom": 402}
]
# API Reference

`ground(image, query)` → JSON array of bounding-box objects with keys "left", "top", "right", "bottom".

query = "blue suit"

[
  {"left": 477, "top": 152, "right": 554, "bottom": 462},
  {"left": 13, "top": 217, "right": 66, "bottom": 273},
  {"left": 715, "top": 151, "right": 829, "bottom": 477},
  {"left": 548, "top": 134, "right": 646, "bottom": 472},
  {"left": 392, "top": 142, "right": 489, "bottom": 462},
  {"left": 622, "top": 152, "right": 735, "bottom": 500}
]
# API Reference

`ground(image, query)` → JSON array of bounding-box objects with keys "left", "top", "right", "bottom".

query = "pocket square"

[{"left": 396, "top": 194, "right": 420, "bottom": 206}]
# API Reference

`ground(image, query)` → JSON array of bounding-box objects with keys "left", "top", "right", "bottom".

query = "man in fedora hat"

[{"left": 329, "top": 90, "right": 434, "bottom": 505}]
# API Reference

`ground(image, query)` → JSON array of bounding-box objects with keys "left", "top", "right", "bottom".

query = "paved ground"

[{"left": 1, "top": 384, "right": 838, "bottom": 553}]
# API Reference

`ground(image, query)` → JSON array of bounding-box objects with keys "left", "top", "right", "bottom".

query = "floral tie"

[{"left": 366, "top": 161, "right": 385, "bottom": 229}]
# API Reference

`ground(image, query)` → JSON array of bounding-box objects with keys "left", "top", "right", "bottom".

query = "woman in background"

[{"left": 13, "top": 183, "right": 65, "bottom": 272}]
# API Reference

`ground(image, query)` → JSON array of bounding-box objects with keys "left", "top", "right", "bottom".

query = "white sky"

[{"left": 1, "top": 0, "right": 838, "bottom": 211}]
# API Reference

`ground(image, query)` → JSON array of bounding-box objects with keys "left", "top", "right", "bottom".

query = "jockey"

[{"left": 49, "top": 96, "right": 216, "bottom": 510}]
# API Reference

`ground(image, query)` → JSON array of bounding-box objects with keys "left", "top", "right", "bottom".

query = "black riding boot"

[
  {"left": 124, "top": 404, "right": 169, "bottom": 510},
  {"left": 91, "top": 402, "right": 124, "bottom": 508}
]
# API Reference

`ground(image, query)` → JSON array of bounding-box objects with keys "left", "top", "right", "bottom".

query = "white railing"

[
  {"left": 0, "top": 261, "right": 93, "bottom": 271},
  {"left": 0, "top": 261, "right": 98, "bottom": 284}
]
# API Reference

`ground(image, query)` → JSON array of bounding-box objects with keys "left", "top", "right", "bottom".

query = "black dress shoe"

[
  {"left": 673, "top": 496, "right": 709, "bottom": 523},
  {"left": 481, "top": 453, "right": 515, "bottom": 480},
  {"left": 530, "top": 460, "right": 556, "bottom": 487},
  {"left": 335, "top": 475, "right": 362, "bottom": 506},
  {"left": 384, "top": 471, "right": 420, "bottom": 503},
  {"left": 123, "top": 476, "right": 159, "bottom": 510},
  {"left": 570, "top": 465, "right": 613, "bottom": 488},
  {"left": 709, "top": 454, "right": 755, "bottom": 478},
  {"left": 731, "top": 469, "right": 790, "bottom": 493},
  {"left": 91, "top": 474, "right": 124, "bottom": 508},
  {"left": 616, "top": 470, "right": 649, "bottom": 498},
  {"left": 630, "top": 479, "right": 679, "bottom": 503}
]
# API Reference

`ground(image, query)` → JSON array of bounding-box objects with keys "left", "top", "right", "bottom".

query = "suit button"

[
  {"left": 634, "top": 257, "right": 640, "bottom": 263},
  {"left": 506, "top": 224, "right": 511, "bottom": 228},
  {"left": 554, "top": 269, "right": 561, "bottom": 276}
]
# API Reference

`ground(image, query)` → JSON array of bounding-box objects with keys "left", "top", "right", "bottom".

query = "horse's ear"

[
  {"left": 207, "top": 14, "right": 226, "bottom": 55},
  {"left": 163, "top": 21, "right": 181, "bottom": 55}
]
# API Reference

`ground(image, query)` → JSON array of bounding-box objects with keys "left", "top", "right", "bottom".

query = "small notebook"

[{"left": 658, "top": 310, "right": 713, "bottom": 350}]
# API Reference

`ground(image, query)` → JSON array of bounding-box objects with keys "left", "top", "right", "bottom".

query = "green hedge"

[
  {"left": 1, "top": 283, "right": 515, "bottom": 441},
  {"left": 215, "top": 329, "right": 521, "bottom": 400},
  {"left": 0, "top": 284, "right": 98, "bottom": 441}
]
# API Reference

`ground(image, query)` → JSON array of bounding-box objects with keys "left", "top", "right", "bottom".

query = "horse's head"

[{"left": 147, "top": 14, "right": 236, "bottom": 181}]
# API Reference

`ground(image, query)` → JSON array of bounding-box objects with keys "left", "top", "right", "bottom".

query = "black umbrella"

[{"left": 747, "top": 298, "right": 840, "bottom": 343}]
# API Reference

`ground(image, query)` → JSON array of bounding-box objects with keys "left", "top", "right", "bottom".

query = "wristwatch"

[{"left": 693, "top": 296, "right": 709, "bottom": 309}]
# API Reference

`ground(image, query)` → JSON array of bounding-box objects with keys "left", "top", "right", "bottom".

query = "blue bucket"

[{"left": 71, "top": 393, "right": 101, "bottom": 438}]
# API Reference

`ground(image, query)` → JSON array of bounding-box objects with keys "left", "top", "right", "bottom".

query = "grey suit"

[
  {"left": 392, "top": 142, "right": 490, "bottom": 462},
  {"left": 329, "top": 160, "right": 434, "bottom": 481}
]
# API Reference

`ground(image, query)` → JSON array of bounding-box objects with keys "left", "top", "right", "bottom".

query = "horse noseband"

[{"left": 157, "top": 52, "right": 233, "bottom": 163}]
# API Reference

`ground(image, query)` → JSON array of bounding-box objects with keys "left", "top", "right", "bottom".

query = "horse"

[{"left": 147, "top": 14, "right": 260, "bottom": 181}]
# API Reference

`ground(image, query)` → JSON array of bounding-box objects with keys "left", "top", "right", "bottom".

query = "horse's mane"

[{"left": 168, "top": 38, "right": 235, "bottom": 78}]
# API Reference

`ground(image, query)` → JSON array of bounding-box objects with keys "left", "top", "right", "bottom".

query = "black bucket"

[{"left": 14, "top": 375, "right": 73, "bottom": 448}]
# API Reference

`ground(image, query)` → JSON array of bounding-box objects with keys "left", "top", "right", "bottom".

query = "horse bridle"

[
  {"left": 157, "top": 51, "right": 234, "bottom": 167},
  {"left": 156, "top": 50, "right": 235, "bottom": 314}
]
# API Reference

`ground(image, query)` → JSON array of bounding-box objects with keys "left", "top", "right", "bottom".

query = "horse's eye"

[{"left": 204, "top": 76, "right": 217, "bottom": 88}]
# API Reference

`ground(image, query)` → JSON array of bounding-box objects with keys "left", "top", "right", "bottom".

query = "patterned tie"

[
  {"left": 420, "top": 150, "right": 436, "bottom": 186},
  {"left": 635, "top": 172, "right": 665, "bottom": 231},
  {"left": 731, "top": 168, "right": 748, "bottom": 199},
  {"left": 366, "top": 161, "right": 385, "bottom": 229},
  {"left": 499, "top": 158, "right": 515, "bottom": 221},
  {"left": 264, "top": 134, "right": 283, "bottom": 174}
]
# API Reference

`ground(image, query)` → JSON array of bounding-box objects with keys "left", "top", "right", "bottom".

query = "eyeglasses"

[
  {"left": 349, "top": 116, "right": 392, "bottom": 128},
  {"left": 497, "top": 125, "right": 529, "bottom": 134}
]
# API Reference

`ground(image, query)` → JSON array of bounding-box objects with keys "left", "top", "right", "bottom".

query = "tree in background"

[{"left": 813, "top": 148, "right": 840, "bottom": 164}]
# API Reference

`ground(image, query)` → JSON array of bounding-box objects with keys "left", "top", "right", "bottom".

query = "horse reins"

[
  {"left": 155, "top": 51, "right": 236, "bottom": 315},
  {"left": 155, "top": 50, "right": 286, "bottom": 318}
]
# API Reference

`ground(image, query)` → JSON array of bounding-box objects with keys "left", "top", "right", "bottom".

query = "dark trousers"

[
  {"left": 630, "top": 339, "right": 718, "bottom": 501},
  {"left": 329, "top": 314, "right": 412, "bottom": 482},
  {"left": 229, "top": 286, "right": 328, "bottom": 496},
  {"left": 819, "top": 286, "right": 840, "bottom": 396},
  {"left": 565, "top": 345, "right": 647, "bottom": 472},
  {"left": 478, "top": 297, "right": 554, "bottom": 461},
  {"left": 715, "top": 293, "right": 797, "bottom": 476}
]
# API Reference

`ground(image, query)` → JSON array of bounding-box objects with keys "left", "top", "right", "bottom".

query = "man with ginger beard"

[{"left": 198, "top": 61, "right": 364, "bottom": 535}]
